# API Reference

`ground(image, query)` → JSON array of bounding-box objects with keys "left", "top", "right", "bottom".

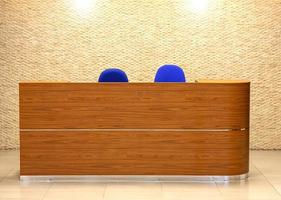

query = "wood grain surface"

[
  {"left": 20, "top": 82, "right": 250, "bottom": 176},
  {"left": 19, "top": 83, "right": 250, "bottom": 129},
  {"left": 20, "top": 130, "right": 249, "bottom": 175}
]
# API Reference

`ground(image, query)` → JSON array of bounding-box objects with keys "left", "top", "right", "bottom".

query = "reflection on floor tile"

[
  {"left": 43, "top": 182, "right": 106, "bottom": 200},
  {"left": 104, "top": 182, "right": 162, "bottom": 200},
  {"left": 216, "top": 178, "right": 281, "bottom": 200},
  {"left": 0, "top": 179, "right": 51, "bottom": 199},
  {"left": 163, "top": 182, "right": 222, "bottom": 200}
]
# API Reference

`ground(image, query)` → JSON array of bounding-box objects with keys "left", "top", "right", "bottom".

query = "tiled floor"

[{"left": 0, "top": 150, "right": 281, "bottom": 200}]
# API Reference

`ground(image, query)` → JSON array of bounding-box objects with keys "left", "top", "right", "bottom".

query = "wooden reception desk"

[{"left": 19, "top": 81, "right": 250, "bottom": 180}]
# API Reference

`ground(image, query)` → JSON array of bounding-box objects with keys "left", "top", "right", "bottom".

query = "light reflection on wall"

[
  {"left": 187, "top": 0, "right": 209, "bottom": 14},
  {"left": 73, "top": 0, "right": 95, "bottom": 16}
]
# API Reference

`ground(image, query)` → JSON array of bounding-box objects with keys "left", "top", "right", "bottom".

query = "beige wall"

[{"left": 1, "top": 0, "right": 281, "bottom": 149}]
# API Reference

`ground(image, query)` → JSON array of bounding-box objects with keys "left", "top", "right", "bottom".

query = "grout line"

[
  {"left": 252, "top": 162, "right": 281, "bottom": 197},
  {"left": 102, "top": 183, "right": 108, "bottom": 199},
  {"left": 160, "top": 181, "right": 163, "bottom": 197},
  {"left": 215, "top": 181, "right": 223, "bottom": 196},
  {"left": 40, "top": 182, "right": 53, "bottom": 200}
]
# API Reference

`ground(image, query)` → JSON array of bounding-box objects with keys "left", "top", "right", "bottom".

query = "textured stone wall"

[{"left": 1, "top": 0, "right": 281, "bottom": 149}]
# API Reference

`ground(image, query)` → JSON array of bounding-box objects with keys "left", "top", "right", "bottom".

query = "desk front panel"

[
  {"left": 20, "top": 83, "right": 250, "bottom": 129},
  {"left": 20, "top": 130, "right": 249, "bottom": 175}
]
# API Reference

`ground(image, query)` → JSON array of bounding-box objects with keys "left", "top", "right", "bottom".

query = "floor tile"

[
  {"left": 264, "top": 175, "right": 281, "bottom": 195},
  {"left": 0, "top": 179, "right": 50, "bottom": 199},
  {"left": 216, "top": 178, "right": 281, "bottom": 200},
  {"left": 0, "top": 170, "right": 11, "bottom": 179},
  {"left": 221, "top": 197, "right": 281, "bottom": 200},
  {"left": 251, "top": 151, "right": 281, "bottom": 176},
  {"left": 247, "top": 163, "right": 265, "bottom": 181},
  {"left": 43, "top": 182, "right": 106, "bottom": 200},
  {"left": 162, "top": 182, "right": 222, "bottom": 200},
  {"left": 104, "top": 182, "right": 162, "bottom": 200},
  {"left": 2, "top": 169, "right": 20, "bottom": 182}
]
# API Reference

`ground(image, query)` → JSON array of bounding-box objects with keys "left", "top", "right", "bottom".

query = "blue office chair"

[
  {"left": 154, "top": 64, "right": 186, "bottom": 82},
  {"left": 98, "top": 68, "right": 129, "bottom": 82}
]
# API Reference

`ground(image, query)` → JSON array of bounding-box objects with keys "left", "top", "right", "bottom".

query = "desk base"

[{"left": 20, "top": 174, "right": 248, "bottom": 182}]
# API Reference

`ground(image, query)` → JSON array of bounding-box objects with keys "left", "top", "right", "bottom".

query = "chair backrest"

[
  {"left": 154, "top": 65, "right": 186, "bottom": 82},
  {"left": 98, "top": 68, "right": 129, "bottom": 82}
]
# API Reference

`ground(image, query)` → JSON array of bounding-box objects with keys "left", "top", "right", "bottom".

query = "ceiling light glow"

[
  {"left": 188, "top": 0, "right": 209, "bottom": 14},
  {"left": 73, "top": 0, "right": 94, "bottom": 16}
]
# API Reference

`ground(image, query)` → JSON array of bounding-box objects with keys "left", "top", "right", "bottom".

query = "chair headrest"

[
  {"left": 154, "top": 64, "right": 186, "bottom": 82},
  {"left": 98, "top": 68, "right": 129, "bottom": 82}
]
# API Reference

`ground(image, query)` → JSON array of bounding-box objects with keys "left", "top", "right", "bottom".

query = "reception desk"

[{"left": 19, "top": 81, "right": 250, "bottom": 181}]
